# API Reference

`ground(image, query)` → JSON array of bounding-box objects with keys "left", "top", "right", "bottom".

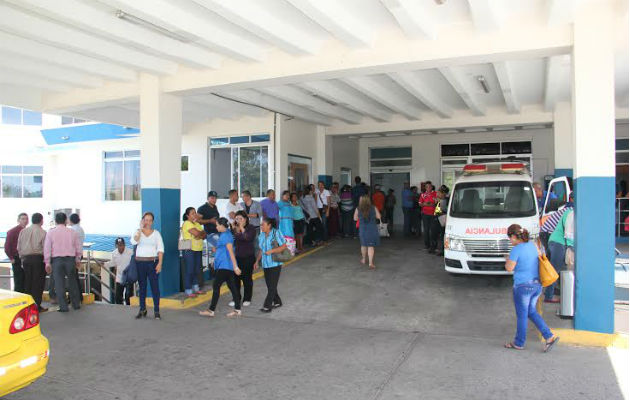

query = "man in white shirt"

[
  {"left": 224, "top": 189, "right": 244, "bottom": 225},
  {"left": 106, "top": 237, "right": 134, "bottom": 305},
  {"left": 316, "top": 181, "right": 331, "bottom": 241}
]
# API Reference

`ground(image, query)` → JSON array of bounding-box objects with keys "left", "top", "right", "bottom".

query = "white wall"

[
  {"left": 331, "top": 136, "right": 359, "bottom": 183},
  {"left": 276, "top": 116, "right": 319, "bottom": 190},
  {"left": 356, "top": 128, "right": 555, "bottom": 187}
]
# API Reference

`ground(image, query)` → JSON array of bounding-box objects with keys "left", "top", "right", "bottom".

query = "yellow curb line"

[
  {"left": 538, "top": 295, "right": 627, "bottom": 349},
  {"left": 43, "top": 292, "right": 95, "bottom": 305},
  {"left": 131, "top": 243, "right": 329, "bottom": 310}
]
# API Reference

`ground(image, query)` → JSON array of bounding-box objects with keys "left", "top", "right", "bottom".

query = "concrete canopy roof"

[{"left": 0, "top": 0, "right": 627, "bottom": 131}]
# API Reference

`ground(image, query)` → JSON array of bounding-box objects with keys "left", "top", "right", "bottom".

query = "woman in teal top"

[
  {"left": 504, "top": 224, "right": 559, "bottom": 352},
  {"left": 199, "top": 218, "right": 242, "bottom": 318},
  {"left": 545, "top": 209, "right": 574, "bottom": 302},
  {"left": 290, "top": 192, "right": 306, "bottom": 253},
  {"left": 277, "top": 190, "right": 294, "bottom": 238},
  {"left": 255, "top": 217, "right": 288, "bottom": 313}
]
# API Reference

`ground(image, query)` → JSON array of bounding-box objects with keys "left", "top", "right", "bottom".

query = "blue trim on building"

[
  {"left": 554, "top": 168, "right": 573, "bottom": 178},
  {"left": 574, "top": 176, "right": 615, "bottom": 333},
  {"left": 141, "top": 188, "right": 181, "bottom": 297},
  {"left": 40, "top": 123, "right": 139, "bottom": 145}
]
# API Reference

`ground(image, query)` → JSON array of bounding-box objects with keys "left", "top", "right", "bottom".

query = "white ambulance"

[{"left": 443, "top": 162, "right": 569, "bottom": 275}]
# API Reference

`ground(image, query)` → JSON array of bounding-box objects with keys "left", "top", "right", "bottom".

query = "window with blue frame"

[
  {"left": 1, "top": 106, "right": 42, "bottom": 126},
  {"left": 0, "top": 165, "right": 43, "bottom": 198},
  {"left": 104, "top": 151, "right": 141, "bottom": 201}
]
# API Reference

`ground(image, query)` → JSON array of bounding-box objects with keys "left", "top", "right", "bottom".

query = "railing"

[{"left": 616, "top": 197, "right": 629, "bottom": 237}]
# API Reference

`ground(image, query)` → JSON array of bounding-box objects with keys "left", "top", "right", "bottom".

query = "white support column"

[
  {"left": 553, "top": 101, "right": 573, "bottom": 177},
  {"left": 139, "top": 73, "right": 183, "bottom": 297},
  {"left": 571, "top": 0, "right": 616, "bottom": 334}
]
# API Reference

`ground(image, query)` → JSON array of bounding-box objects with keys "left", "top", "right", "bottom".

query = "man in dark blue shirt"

[{"left": 351, "top": 176, "right": 367, "bottom": 209}]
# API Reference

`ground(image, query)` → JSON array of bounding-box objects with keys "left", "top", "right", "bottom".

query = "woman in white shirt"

[{"left": 130, "top": 212, "right": 164, "bottom": 320}]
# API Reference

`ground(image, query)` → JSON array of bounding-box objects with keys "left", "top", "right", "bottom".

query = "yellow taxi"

[{"left": 0, "top": 289, "right": 49, "bottom": 397}]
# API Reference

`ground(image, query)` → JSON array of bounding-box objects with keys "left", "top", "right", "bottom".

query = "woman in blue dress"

[
  {"left": 354, "top": 194, "right": 381, "bottom": 270},
  {"left": 277, "top": 190, "right": 295, "bottom": 239}
]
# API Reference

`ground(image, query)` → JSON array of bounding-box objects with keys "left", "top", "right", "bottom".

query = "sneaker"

[
  {"left": 185, "top": 293, "right": 197, "bottom": 299},
  {"left": 229, "top": 301, "right": 235, "bottom": 307},
  {"left": 272, "top": 302, "right": 282, "bottom": 309},
  {"left": 243, "top": 301, "right": 251, "bottom": 307},
  {"left": 544, "top": 298, "right": 560, "bottom": 304}
]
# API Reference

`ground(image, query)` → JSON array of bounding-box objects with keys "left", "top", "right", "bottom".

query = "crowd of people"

[{"left": 4, "top": 177, "right": 571, "bottom": 352}]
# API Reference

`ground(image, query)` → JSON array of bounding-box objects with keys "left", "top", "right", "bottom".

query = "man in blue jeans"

[{"left": 401, "top": 182, "right": 413, "bottom": 236}]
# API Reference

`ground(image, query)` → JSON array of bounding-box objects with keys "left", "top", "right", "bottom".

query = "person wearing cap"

[
  {"left": 432, "top": 185, "right": 450, "bottom": 256},
  {"left": 198, "top": 190, "right": 221, "bottom": 249},
  {"left": 109, "top": 237, "right": 134, "bottom": 305}
]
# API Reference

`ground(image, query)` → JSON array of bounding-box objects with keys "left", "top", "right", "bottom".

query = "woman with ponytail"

[{"left": 504, "top": 224, "right": 559, "bottom": 352}]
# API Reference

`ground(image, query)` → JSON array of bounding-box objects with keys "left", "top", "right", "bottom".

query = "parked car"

[{"left": 0, "top": 289, "right": 49, "bottom": 397}]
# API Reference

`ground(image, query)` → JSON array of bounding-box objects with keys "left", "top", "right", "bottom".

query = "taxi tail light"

[{"left": 9, "top": 304, "right": 39, "bottom": 334}]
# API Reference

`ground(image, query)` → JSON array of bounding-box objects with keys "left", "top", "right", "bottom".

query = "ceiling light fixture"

[
  {"left": 476, "top": 75, "right": 490, "bottom": 93},
  {"left": 115, "top": 10, "right": 194, "bottom": 43}
]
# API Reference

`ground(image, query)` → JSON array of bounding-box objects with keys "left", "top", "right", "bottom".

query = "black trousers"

[
  {"left": 209, "top": 269, "right": 241, "bottom": 311},
  {"left": 306, "top": 218, "right": 324, "bottom": 244},
  {"left": 429, "top": 217, "right": 444, "bottom": 251},
  {"left": 235, "top": 255, "right": 255, "bottom": 302},
  {"left": 11, "top": 256, "right": 25, "bottom": 293},
  {"left": 263, "top": 266, "right": 282, "bottom": 309},
  {"left": 385, "top": 207, "right": 394, "bottom": 233},
  {"left": 422, "top": 214, "right": 434, "bottom": 248},
  {"left": 115, "top": 282, "right": 134, "bottom": 305},
  {"left": 341, "top": 210, "right": 354, "bottom": 237},
  {"left": 22, "top": 255, "right": 45, "bottom": 306}
]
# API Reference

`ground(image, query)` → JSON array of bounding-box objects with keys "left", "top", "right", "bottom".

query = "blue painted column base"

[
  {"left": 574, "top": 176, "right": 615, "bottom": 333},
  {"left": 141, "top": 188, "right": 181, "bottom": 297}
]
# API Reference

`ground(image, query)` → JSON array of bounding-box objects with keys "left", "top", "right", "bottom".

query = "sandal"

[
  {"left": 504, "top": 342, "right": 524, "bottom": 350},
  {"left": 369, "top": 264, "right": 376, "bottom": 270},
  {"left": 227, "top": 310, "right": 242, "bottom": 318},
  {"left": 360, "top": 257, "right": 366, "bottom": 265},
  {"left": 199, "top": 310, "right": 215, "bottom": 318},
  {"left": 543, "top": 336, "right": 560, "bottom": 353}
]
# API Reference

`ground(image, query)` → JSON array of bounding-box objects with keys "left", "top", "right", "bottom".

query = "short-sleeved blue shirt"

[
  {"left": 257, "top": 229, "right": 286, "bottom": 268},
  {"left": 214, "top": 231, "right": 234, "bottom": 270},
  {"left": 509, "top": 241, "right": 539, "bottom": 286}
]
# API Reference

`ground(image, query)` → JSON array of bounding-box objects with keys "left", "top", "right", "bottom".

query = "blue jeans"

[
  {"left": 183, "top": 250, "right": 201, "bottom": 295},
  {"left": 513, "top": 282, "right": 553, "bottom": 347},
  {"left": 137, "top": 260, "right": 160, "bottom": 312},
  {"left": 544, "top": 241, "right": 566, "bottom": 300},
  {"left": 320, "top": 210, "right": 328, "bottom": 241}
]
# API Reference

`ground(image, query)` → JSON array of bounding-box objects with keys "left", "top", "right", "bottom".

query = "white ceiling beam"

[
  {"left": 9, "top": 0, "right": 221, "bottom": 69},
  {"left": 344, "top": 76, "right": 422, "bottom": 120},
  {"left": 0, "top": 68, "right": 73, "bottom": 92},
  {"left": 258, "top": 86, "right": 363, "bottom": 124},
  {"left": 72, "top": 107, "right": 140, "bottom": 128},
  {"left": 380, "top": 0, "right": 438, "bottom": 39},
  {"left": 97, "top": 0, "right": 266, "bottom": 62},
  {"left": 189, "top": 94, "right": 268, "bottom": 117},
  {"left": 389, "top": 71, "right": 453, "bottom": 118},
  {"left": 492, "top": 62, "right": 520, "bottom": 114},
  {"left": 286, "top": 0, "right": 373, "bottom": 47},
  {"left": 191, "top": 0, "right": 322, "bottom": 55},
  {"left": 466, "top": 0, "right": 500, "bottom": 31},
  {"left": 218, "top": 90, "right": 332, "bottom": 125},
  {"left": 544, "top": 55, "right": 567, "bottom": 111},
  {"left": 438, "top": 67, "right": 486, "bottom": 116},
  {"left": 298, "top": 81, "right": 393, "bottom": 122},
  {"left": 0, "top": 32, "right": 136, "bottom": 82},
  {"left": 0, "top": 4, "right": 177, "bottom": 75},
  {"left": 0, "top": 53, "right": 103, "bottom": 89}
]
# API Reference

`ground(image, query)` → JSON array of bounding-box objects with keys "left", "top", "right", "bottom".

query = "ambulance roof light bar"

[{"left": 462, "top": 162, "right": 530, "bottom": 175}]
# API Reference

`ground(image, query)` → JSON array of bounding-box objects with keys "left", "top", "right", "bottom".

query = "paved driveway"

[{"left": 7, "top": 238, "right": 625, "bottom": 400}]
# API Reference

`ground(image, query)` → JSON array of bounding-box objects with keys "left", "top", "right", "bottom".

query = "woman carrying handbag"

[
  {"left": 504, "top": 224, "right": 559, "bottom": 352},
  {"left": 255, "top": 217, "right": 289, "bottom": 313}
]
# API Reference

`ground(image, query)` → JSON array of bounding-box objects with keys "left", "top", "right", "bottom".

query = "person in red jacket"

[
  {"left": 4, "top": 212, "right": 29, "bottom": 293},
  {"left": 372, "top": 184, "right": 386, "bottom": 215},
  {"left": 419, "top": 182, "right": 438, "bottom": 250}
]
